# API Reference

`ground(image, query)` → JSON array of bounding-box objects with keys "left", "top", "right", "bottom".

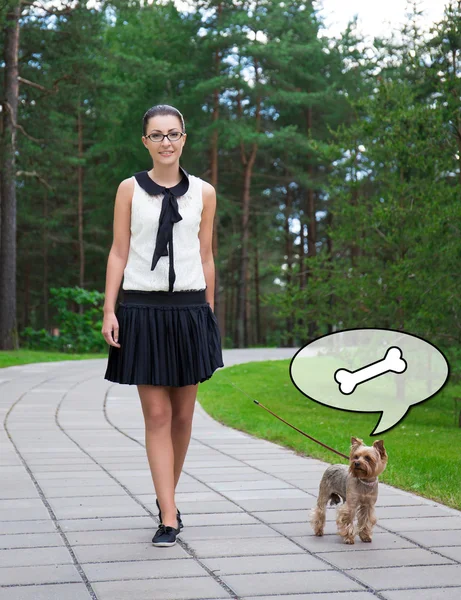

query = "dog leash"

[{"left": 215, "top": 371, "right": 350, "bottom": 461}]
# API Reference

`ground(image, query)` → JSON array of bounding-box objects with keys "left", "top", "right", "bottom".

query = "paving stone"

[
  {"left": 29, "top": 464, "right": 103, "bottom": 472},
  {"left": 59, "top": 516, "right": 154, "bottom": 532},
  {"left": 185, "top": 467, "right": 259, "bottom": 475},
  {"left": 24, "top": 459, "right": 97, "bottom": 466},
  {"left": 0, "top": 519, "right": 57, "bottom": 535},
  {"left": 435, "top": 546, "right": 461, "bottom": 561},
  {"left": 377, "top": 505, "right": 455, "bottom": 519},
  {"left": 73, "top": 541, "right": 189, "bottom": 563},
  {"left": 49, "top": 503, "right": 147, "bottom": 520},
  {"left": 169, "top": 512, "right": 258, "bottom": 527},
  {"left": 178, "top": 523, "right": 289, "bottom": 541},
  {"left": 394, "top": 529, "right": 461, "bottom": 546},
  {"left": 210, "top": 479, "right": 295, "bottom": 491},
  {"left": 222, "top": 570, "right": 365, "bottom": 596},
  {"left": 350, "top": 564, "right": 461, "bottom": 590},
  {"left": 0, "top": 532, "right": 64, "bottom": 549},
  {"left": 293, "top": 531, "right": 418, "bottom": 553},
  {"left": 198, "top": 473, "right": 274, "bottom": 483},
  {"left": 269, "top": 519, "right": 385, "bottom": 538},
  {"left": 200, "top": 552, "right": 333, "bottom": 575},
  {"left": 218, "top": 488, "right": 311, "bottom": 501},
  {"left": 244, "top": 459, "right": 325, "bottom": 468},
  {"left": 242, "top": 594, "right": 378, "bottom": 600},
  {"left": 185, "top": 536, "right": 306, "bottom": 558},
  {"left": 380, "top": 517, "right": 461, "bottom": 532},
  {"left": 253, "top": 508, "right": 333, "bottom": 525},
  {"left": 92, "top": 576, "right": 232, "bottom": 600},
  {"left": 0, "top": 583, "right": 91, "bottom": 600},
  {"left": 0, "top": 507, "right": 50, "bottom": 521},
  {"left": 42, "top": 486, "right": 126, "bottom": 498},
  {"left": 150, "top": 500, "right": 245, "bottom": 515},
  {"left": 233, "top": 498, "right": 314, "bottom": 512},
  {"left": 47, "top": 495, "right": 135, "bottom": 509},
  {"left": 138, "top": 491, "right": 223, "bottom": 503},
  {"left": 320, "top": 547, "right": 455, "bottom": 569},
  {"left": 65, "top": 528, "right": 154, "bottom": 546},
  {"left": 0, "top": 545, "right": 72, "bottom": 567},
  {"left": 0, "top": 498, "right": 45, "bottom": 509},
  {"left": 30, "top": 471, "right": 113, "bottom": 480},
  {"left": 184, "top": 458, "right": 242, "bottom": 467},
  {"left": 382, "top": 587, "right": 461, "bottom": 600},
  {"left": 0, "top": 564, "right": 81, "bottom": 586},
  {"left": 376, "top": 495, "right": 441, "bottom": 507},
  {"left": 84, "top": 557, "right": 208, "bottom": 582}
]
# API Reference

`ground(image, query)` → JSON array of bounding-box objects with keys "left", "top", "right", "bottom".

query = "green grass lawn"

[
  {"left": 198, "top": 360, "right": 461, "bottom": 511},
  {"left": 0, "top": 350, "right": 107, "bottom": 368},
  {"left": 2, "top": 350, "right": 460, "bottom": 510}
]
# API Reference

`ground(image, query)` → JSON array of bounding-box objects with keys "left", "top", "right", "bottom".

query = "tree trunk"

[
  {"left": 0, "top": 0, "right": 21, "bottom": 350},
  {"left": 285, "top": 180, "right": 294, "bottom": 346},
  {"left": 77, "top": 102, "right": 85, "bottom": 300},
  {"left": 298, "top": 216, "right": 306, "bottom": 338},
  {"left": 299, "top": 214, "right": 306, "bottom": 290},
  {"left": 350, "top": 149, "right": 359, "bottom": 266},
  {"left": 326, "top": 204, "right": 334, "bottom": 333},
  {"left": 237, "top": 57, "right": 261, "bottom": 347},
  {"left": 43, "top": 187, "right": 49, "bottom": 329},
  {"left": 245, "top": 249, "right": 252, "bottom": 346},
  {"left": 225, "top": 248, "right": 234, "bottom": 347},
  {"left": 211, "top": 2, "right": 224, "bottom": 340},
  {"left": 305, "top": 106, "right": 317, "bottom": 340},
  {"left": 232, "top": 247, "right": 239, "bottom": 347},
  {"left": 23, "top": 260, "right": 30, "bottom": 329},
  {"left": 254, "top": 231, "right": 261, "bottom": 346}
]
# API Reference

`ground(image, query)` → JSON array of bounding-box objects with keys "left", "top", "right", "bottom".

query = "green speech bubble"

[{"left": 289, "top": 328, "right": 449, "bottom": 435}]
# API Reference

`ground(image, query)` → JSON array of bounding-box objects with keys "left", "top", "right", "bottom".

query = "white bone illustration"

[{"left": 334, "top": 346, "right": 407, "bottom": 395}]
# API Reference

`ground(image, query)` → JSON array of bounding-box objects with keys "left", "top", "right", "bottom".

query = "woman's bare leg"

[
  {"left": 169, "top": 383, "right": 199, "bottom": 488},
  {"left": 137, "top": 384, "right": 178, "bottom": 528}
]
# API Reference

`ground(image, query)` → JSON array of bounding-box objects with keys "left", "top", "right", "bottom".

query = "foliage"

[
  {"left": 19, "top": 287, "right": 106, "bottom": 353},
  {"left": 3, "top": 0, "right": 460, "bottom": 358}
]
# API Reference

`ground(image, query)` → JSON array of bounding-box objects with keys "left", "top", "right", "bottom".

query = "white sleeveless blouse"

[{"left": 122, "top": 173, "right": 206, "bottom": 292}]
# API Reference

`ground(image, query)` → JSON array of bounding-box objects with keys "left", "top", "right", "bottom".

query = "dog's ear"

[
  {"left": 350, "top": 436, "right": 363, "bottom": 449},
  {"left": 373, "top": 439, "right": 387, "bottom": 459}
]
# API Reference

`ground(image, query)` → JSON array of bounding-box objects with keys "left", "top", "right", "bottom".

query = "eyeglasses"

[{"left": 145, "top": 131, "right": 185, "bottom": 143}]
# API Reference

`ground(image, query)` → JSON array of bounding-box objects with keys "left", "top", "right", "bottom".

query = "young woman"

[{"left": 102, "top": 104, "right": 224, "bottom": 548}]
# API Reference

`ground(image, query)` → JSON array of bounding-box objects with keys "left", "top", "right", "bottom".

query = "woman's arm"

[
  {"left": 103, "top": 177, "right": 133, "bottom": 314},
  {"left": 198, "top": 181, "right": 217, "bottom": 311}
]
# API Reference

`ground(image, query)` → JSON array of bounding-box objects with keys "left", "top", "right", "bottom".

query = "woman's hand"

[{"left": 102, "top": 312, "right": 121, "bottom": 348}]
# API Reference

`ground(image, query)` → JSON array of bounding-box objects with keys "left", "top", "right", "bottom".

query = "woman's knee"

[
  {"left": 170, "top": 384, "right": 197, "bottom": 427},
  {"left": 171, "top": 410, "right": 193, "bottom": 429},
  {"left": 137, "top": 385, "right": 171, "bottom": 428}
]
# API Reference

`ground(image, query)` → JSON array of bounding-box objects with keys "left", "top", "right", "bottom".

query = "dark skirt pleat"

[{"left": 104, "top": 293, "right": 224, "bottom": 387}]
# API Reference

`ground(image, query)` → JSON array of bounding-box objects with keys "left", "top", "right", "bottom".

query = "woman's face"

[{"left": 142, "top": 114, "right": 186, "bottom": 163}]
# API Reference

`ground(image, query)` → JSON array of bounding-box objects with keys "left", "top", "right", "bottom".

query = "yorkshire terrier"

[{"left": 310, "top": 437, "right": 388, "bottom": 544}]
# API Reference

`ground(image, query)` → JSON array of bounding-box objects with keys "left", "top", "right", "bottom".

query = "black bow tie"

[{"left": 134, "top": 166, "right": 190, "bottom": 292}]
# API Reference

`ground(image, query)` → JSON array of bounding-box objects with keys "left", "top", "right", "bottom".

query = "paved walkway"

[{"left": 1, "top": 349, "right": 461, "bottom": 600}]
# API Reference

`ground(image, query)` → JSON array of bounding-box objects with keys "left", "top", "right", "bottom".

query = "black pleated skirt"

[{"left": 104, "top": 289, "right": 224, "bottom": 386}]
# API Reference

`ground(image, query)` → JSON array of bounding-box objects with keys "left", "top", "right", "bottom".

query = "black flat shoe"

[
  {"left": 156, "top": 498, "right": 183, "bottom": 530},
  {"left": 152, "top": 521, "right": 180, "bottom": 547}
]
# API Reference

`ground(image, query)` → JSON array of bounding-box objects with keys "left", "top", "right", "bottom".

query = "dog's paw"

[
  {"left": 359, "top": 533, "right": 372, "bottom": 543},
  {"left": 314, "top": 530, "right": 324, "bottom": 537},
  {"left": 344, "top": 537, "right": 355, "bottom": 545}
]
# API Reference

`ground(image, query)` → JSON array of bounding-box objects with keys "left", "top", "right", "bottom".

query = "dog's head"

[{"left": 348, "top": 436, "right": 388, "bottom": 479}]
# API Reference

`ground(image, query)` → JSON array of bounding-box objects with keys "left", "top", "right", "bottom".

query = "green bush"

[{"left": 20, "top": 287, "right": 107, "bottom": 353}]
